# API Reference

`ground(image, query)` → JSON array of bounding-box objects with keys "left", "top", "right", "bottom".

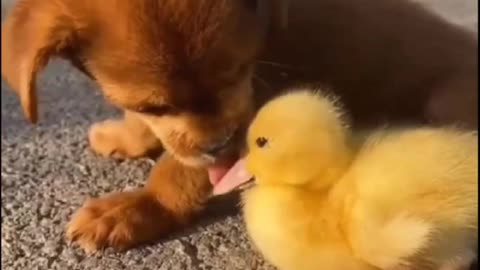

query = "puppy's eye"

[
  {"left": 255, "top": 137, "right": 268, "bottom": 148},
  {"left": 137, "top": 105, "right": 176, "bottom": 116}
]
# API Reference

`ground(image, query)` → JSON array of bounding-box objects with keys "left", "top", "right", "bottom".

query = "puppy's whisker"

[
  {"left": 253, "top": 74, "right": 272, "bottom": 91},
  {"left": 256, "top": 60, "right": 307, "bottom": 71}
]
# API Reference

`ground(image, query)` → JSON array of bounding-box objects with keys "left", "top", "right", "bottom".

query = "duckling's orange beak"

[{"left": 212, "top": 159, "right": 253, "bottom": 195}]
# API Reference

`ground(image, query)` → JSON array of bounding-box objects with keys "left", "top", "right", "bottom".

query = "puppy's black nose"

[
  {"left": 202, "top": 131, "right": 238, "bottom": 157},
  {"left": 203, "top": 138, "right": 232, "bottom": 157}
]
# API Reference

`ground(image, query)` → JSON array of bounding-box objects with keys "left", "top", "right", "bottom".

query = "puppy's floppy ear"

[{"left": 1, "top": 0, "right": 80, "bottom": 123}]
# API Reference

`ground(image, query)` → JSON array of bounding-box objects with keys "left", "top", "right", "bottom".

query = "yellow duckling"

[{"left": 238, "top": 90, "right": 477, "bottom": 270}]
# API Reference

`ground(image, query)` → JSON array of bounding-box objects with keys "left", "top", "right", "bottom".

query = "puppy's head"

[{"left": 2, "top": 0, "right": 287, "bottom": 171}]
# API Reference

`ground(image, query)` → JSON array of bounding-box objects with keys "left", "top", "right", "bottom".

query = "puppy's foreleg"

[{"left": 66, "top": 153, "right": 212, "bottom": 251}]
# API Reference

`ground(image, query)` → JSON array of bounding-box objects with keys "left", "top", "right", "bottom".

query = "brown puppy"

[{"left": 1, "top": 0, "right": 477, "bottom": 252}]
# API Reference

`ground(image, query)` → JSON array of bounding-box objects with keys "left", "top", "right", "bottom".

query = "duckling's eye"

[{"left": 255, "top": 137, "right": 268, "bottom": 148}]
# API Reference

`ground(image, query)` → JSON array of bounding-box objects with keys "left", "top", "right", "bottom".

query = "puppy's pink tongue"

[
  {"left": 208, "top": 166, "right": 231, "bottom": 186},
  {"left": 212, "top": 159, "right": 252, "bottom": 195}
]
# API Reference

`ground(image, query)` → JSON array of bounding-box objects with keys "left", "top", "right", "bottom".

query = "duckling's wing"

[{"left": 345, "top": 128, "right": 478, "bottom": 269}]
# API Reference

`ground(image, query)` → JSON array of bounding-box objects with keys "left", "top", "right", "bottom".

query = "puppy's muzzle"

[{"left": 200, "top": 128, "right": 244, "bottom": 159}]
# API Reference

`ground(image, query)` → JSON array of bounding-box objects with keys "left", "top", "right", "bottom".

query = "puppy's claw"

[{"left": 65, "top": 230, "right": 78, "bottom": 243}]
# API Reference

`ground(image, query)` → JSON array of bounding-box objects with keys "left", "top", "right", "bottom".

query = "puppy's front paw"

[
  {"left": 66, "top": 191, "right": 174, "bottom": 252},
  {"left": 88, "top": 119, "right": 161, "bottom": 159}
]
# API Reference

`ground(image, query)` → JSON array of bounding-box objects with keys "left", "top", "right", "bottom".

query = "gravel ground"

[{"left": 1, "top": 0, "right": 477, "bottom": 269}]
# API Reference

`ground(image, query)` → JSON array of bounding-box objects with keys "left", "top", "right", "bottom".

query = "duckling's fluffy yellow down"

[{"left": 242, "top": 90, "right": 478, "bottom": 270}]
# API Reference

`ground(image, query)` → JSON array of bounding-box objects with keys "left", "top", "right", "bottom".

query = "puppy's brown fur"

[{"left": 2, "top": 0, "right": 477, "bottom": 252}]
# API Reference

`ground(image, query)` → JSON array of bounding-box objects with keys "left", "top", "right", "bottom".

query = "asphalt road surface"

[{"left": 1, "top": 0, "right": 477, "bottom": 269}]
